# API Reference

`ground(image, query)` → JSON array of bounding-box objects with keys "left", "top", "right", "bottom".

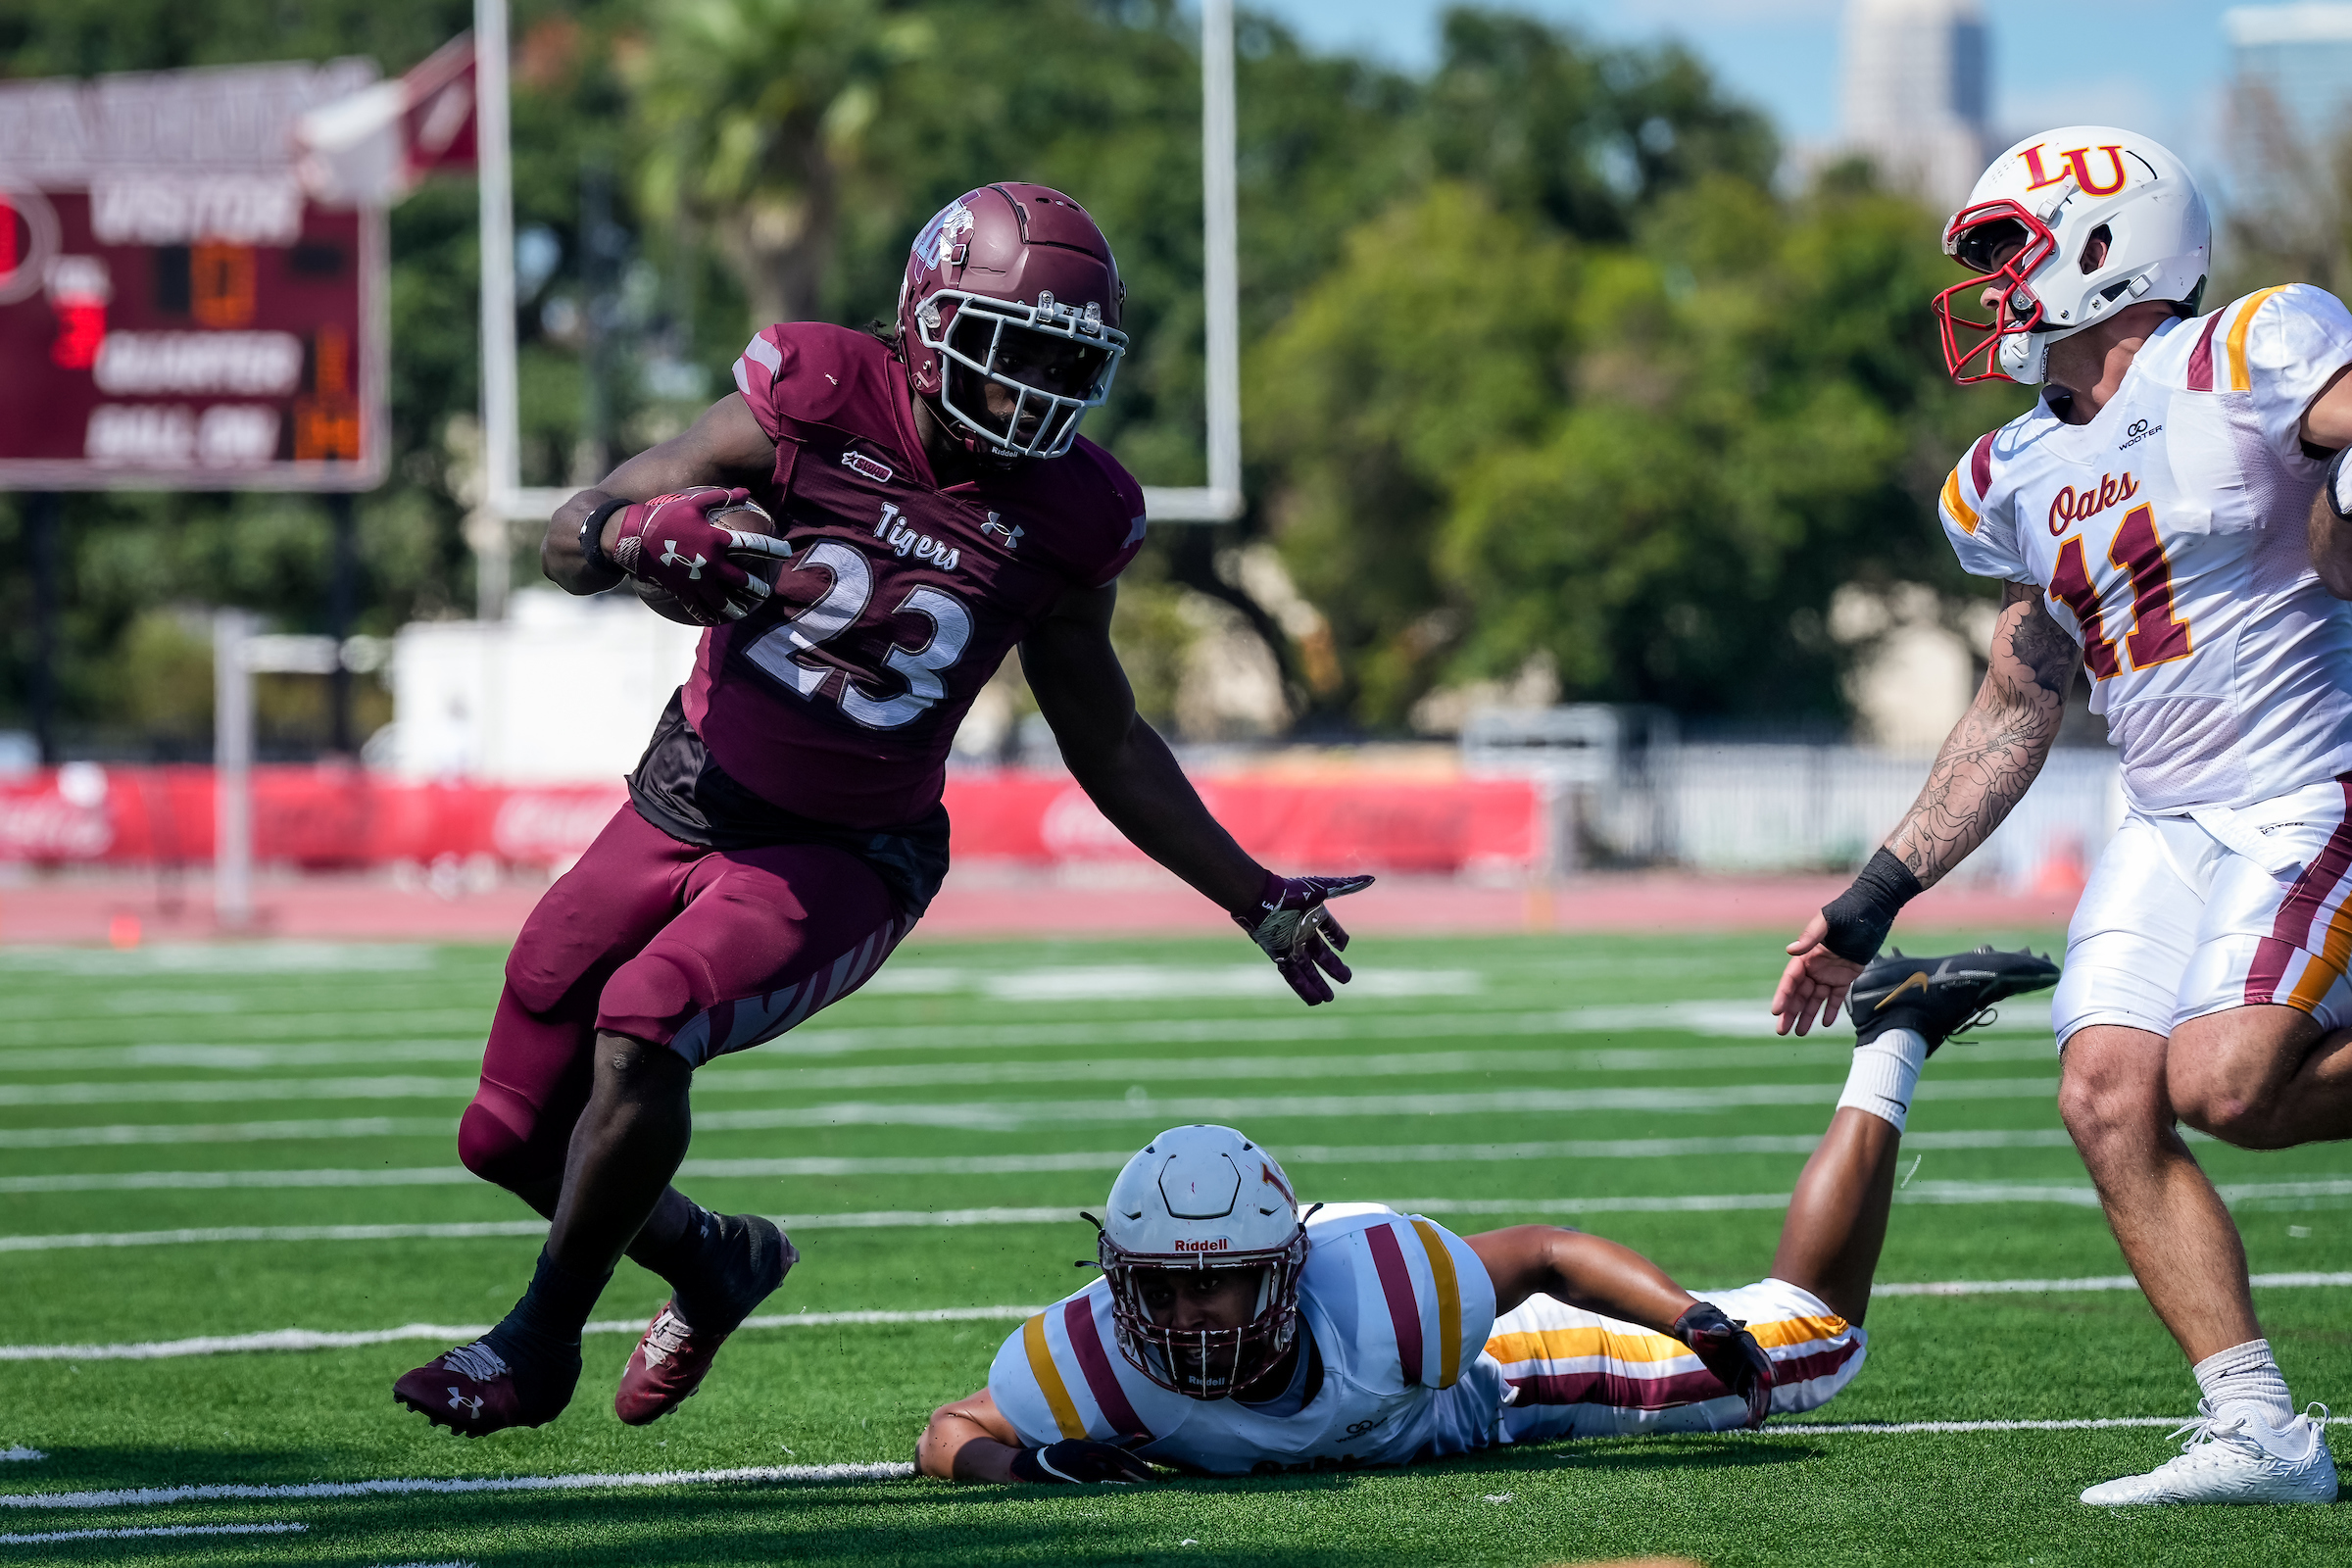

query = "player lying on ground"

[
  {"left": 1774, "top": 126, "right": 2352, "bottom": 1505},
  {"left": 394, "top": 184, "right": 1372, "bottom": 1438},
  {"left": 915, "top": 950, "right": 2054, "bottom": 1481}
]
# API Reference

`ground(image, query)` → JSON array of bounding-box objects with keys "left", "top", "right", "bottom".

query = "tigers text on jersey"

[
  {"left": 690, "top": 323, "right": 1149, "bottom": 831},
  {"left": 989, "top": 1209, "right": 1502, "bottom": 1476},
  {"left": 1937, "top": 285, "right": 2352, "bottom": 813}
]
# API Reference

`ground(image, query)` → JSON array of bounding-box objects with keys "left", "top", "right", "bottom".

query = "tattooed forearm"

[{"left": 1883, "top": 586, "right": 2078, "bottom": 887}]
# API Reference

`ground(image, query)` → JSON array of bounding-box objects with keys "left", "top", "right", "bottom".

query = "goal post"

[{"left": 466, "top": 0, "right": 1243, "bottom": 551}]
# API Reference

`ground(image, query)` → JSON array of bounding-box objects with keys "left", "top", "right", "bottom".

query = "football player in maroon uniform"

[{"left": 392, "top": 184, "right": 1372, "bottom": 1438}]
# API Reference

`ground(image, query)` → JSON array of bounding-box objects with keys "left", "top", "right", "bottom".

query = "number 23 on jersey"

[
  {"left": 2046, "top": 503, "right": 2193, "bottom": 679},
  {"left": 739, "top": 539, "right": 975, "bottom": 730}
]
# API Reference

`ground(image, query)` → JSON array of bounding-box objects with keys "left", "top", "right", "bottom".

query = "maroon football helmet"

[{"left": 897, "top": 183, "right": 1127, "bottom": 460}]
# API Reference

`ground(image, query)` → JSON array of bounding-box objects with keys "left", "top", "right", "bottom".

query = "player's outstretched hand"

[
  {"left": 1008, "top": 1439, "right": 1156, "bottom": 1484},
  {"left": 1674, "top": 1300, "right": 1773, "bottom": 1430},
  {"left": 1234, "top": 871, "right": 1376, "bottom": 1006},
  {"left": 609, "top": 486, "right": 774, "bottom": 624},
  {"left": 1771, "top": 911, "right": 1866, "bottom": 1037}
]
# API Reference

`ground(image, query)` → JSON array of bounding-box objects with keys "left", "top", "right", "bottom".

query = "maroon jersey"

[{"left": 682, "top": 323, "right": 1147, "bottom": 829}]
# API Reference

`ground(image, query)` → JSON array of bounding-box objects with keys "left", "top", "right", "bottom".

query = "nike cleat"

[
  {"left": 2081, "top": 1403, "right": 2338, "bottom": 1505},
  {"left": 1847, "top": 945, "right": 2059, "bottom": 1053},
  {"left": 614, "top": 1214, "right": 797, "bottom": 1426},
  {"left": 392, "top": 1337, "right": 578, "bottom": 1438}
]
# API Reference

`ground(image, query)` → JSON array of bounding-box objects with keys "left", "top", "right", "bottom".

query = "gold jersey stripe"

[
  {"left": 2226, "top": 285, "right": 2292, "bottom": 393},
  {"left": 1408, "top": 1217, "right": 1463, "bottom": 1388},
  {"left": 1940, "top": 467, "right": 1981, "bottom": 535},
  {"left": 1022, "top": 1312, "right": 1087, "bottom": 1440},
  {"left": 1485, "top": 1310, "right": 1850, "bottom": 1368}
]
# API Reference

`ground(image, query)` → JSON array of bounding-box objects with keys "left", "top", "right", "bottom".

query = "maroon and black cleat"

[
  {"left": 393, "top": 1338, "right": 578, "bottom": 1438},
  {"left": 614, "top": 1215, "right": 796, "bottom": 1426}
]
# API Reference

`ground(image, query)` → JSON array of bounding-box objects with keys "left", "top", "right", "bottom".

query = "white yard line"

[
  {"left": 8, "top": 1177, "right": 2350, "bottom": 1254},
  {"left": 0, "top": 1306, "right": 1042, "bottom": 1362},
  {"left": 15, "top": 1274, "right": 2352, "bottom": 1364},
  {"left": 0, "top": 1129, "right": 2097, "bottom": 1194},
  {"left": 0, "top": 1117, "right": 447, "bottom": 1152},
  {"left": 0, "top": 1464, "right": 918, "bottom": 1510},
  {"left": 0, "top": 1077, "right": 2068, "bottom": 1119},
  {"left": 16, "top": 1412, "right": 2352, "bottom": 1513},
  {"left": 0, "top": 1000, "right": 2060, "bottom": 1070},
  {"left": 0, "top": 1521, "right": 306, "bottom": 1544},
  {"left": 0, "top": 1453, "right": 39, "bottom": 1465}
]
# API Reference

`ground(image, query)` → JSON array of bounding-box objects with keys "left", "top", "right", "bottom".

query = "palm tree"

[{"left": 632, "top": 0, "right": 930, "bottom": 326}]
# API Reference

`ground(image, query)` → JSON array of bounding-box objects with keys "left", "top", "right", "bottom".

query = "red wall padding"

[{"left": 0, "top": 766, "right": 1539, "bottom": 873}]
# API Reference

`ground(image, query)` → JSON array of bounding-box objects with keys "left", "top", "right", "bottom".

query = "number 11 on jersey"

[{"left": 2047, "top": 503, "right": 2193, "bottom": 680}]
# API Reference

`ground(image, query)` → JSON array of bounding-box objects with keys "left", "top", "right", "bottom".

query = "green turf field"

[{"left": 2, "top": 928, "right": 2348, "bottom": 1566}]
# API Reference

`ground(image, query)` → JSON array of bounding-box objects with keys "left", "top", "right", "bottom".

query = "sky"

[{"left": 1249, "top": 0, "right": 2253, "bottom": 192}]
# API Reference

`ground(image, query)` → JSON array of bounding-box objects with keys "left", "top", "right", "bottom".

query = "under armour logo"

[
  {"left": 447, "top": 1389, "right": 484, "bottom": 1416},
  {"left": 659, "top": 541, "right": 707, "bottom": 579},
  {"left": 981, "top": 513, "right": 1024, "bottom": 549}
]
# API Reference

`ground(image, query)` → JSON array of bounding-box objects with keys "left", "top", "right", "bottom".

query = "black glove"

[
  {"left": 1232, "top": 871, "right": 1376, "bottom": 1004},
  {"left": 1674, "top": 1300, "right": 1774, "bottom": 1431},
  {"left": 1008, "top": 1439, "right": 1156, "bottom": 1484}
]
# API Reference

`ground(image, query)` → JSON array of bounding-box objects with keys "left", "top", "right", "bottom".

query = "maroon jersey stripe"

[
  {"left": 1768, "top": 1339, "right": 1864, "bottom": 1388},
  {"left": 1505, "top": 1365, "right": 1730, "bottom": 1410},
  {"left": 2186, "top": 311, "right": 2227, "bottom": 392},
  {"left": 1969, "top": 429, "right": 1996, "bottom": 500},
  {"left": 2246, "top": 780, "right": 2352, "bottom": 1004},
  {"left": 1365, "top": 1222, "right": 1425, "bottom": 1386},
  {"left": 1061, "top": 1298, "right": 1151, "bottom": 1440}
]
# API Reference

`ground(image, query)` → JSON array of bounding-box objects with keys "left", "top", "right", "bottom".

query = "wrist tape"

[
  {"left": 1819, "top": 848, "right": 1922, "bottom": 964},
  {"left": 2328, "top": 446, "right": 2352, "bottom": 522}
]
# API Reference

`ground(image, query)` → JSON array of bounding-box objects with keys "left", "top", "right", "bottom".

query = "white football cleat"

[{"left": 2081, "top": 1402, "right": 2338, "bottom": 1505}]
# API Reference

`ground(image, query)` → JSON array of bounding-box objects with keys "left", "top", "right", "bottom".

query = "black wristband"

[
  {"left": 579, "top": 496, "right": 629, "bottom": 575},
  {"left": 2328, "top": 445, "right": 2352, "bottom": 522},
  {"left": 1819, "top": 848, "right": 1922, "bottom": 964}
]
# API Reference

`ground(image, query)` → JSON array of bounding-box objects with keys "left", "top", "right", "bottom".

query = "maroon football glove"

[
  {"left": 1674, "top": 1300, "right": 1774, "bottom": 1430},
  {"left": 1233, "top": 870, "right": 1376, "bottom": 1005},
  {"left": 607, "top": 486, "right": 777, "bottom": 625},
  {"left": 1008, "top": 1439, "right": 1156, "bottom": 1484}
]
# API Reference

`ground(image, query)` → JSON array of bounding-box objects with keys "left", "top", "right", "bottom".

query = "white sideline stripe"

[
  {"left": 20, "top": 1274, "right": 2352, "bottom": 1364},
  {"left": 0, "top": 1077, "right": 2067, "bottom": 1119},
  {"left": 0, "top": 1129, "right": 2093, "bottom": 1194},
  {"left": 0, "top": 1452, "right": 39, "bottom": 1464},
  {"left": 0, "top": 1464, "right": 918, "bottom": 1510},
  {"left": 0, "top": 1521, "right": 305, "bottom": 1544},
  {"left": 1772, "top": 1416, "right": 2352, "bottom": 1435},
  {"left": 10, "top": 1179, "right": 2352, "bottom": 1252},
  {"left": 0, "top": 1306, "right": 1044, "bottom": 1362}
]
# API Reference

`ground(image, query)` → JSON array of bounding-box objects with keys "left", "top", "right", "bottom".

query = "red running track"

[{"left": 0, "top": 866, "right": 2078, "bottom": 948}]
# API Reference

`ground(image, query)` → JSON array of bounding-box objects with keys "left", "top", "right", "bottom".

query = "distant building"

[
  {"left": 2226, "top": 4, "right": 2352, "bottom": 153},
  {"left": 1838, "top": 0, "right": 1990, "bottom": 210}
]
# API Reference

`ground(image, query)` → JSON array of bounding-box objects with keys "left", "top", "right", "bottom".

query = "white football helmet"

[
  {"left": 1096, "top": 1124, "right": 1306, "bottom": 1399},
  {"left": 1936, "top": 126, "right": 2211, "bottom": 385}
]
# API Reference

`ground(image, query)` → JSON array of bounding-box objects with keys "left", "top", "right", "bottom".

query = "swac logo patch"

[{"left": 842, "top": 450, "right": 892, "bottom": 485}]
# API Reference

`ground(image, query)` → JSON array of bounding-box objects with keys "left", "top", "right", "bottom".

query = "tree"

[{"left": 631, "top": 0, "right": 931, "bottom": 329}]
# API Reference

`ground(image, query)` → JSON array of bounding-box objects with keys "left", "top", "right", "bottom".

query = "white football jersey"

[
  {"left": 988, "top": 1207, "right": 1502, "bottom": 1476},
  {"left": 1937, "top": 285, "right": 2352, "bottom": 812}
]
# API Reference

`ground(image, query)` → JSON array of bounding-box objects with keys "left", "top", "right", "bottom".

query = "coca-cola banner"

[{"left": 0, "top": 766, "right": 1540, "bottom": 874}]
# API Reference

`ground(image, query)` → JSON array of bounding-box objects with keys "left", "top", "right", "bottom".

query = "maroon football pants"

[{"left": 458, "top": 804, "right": 911, "bottom": 1193}]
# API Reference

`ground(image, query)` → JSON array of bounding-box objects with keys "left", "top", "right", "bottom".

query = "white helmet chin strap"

[{"left": 1999, "top": 325, "right": 2058, "bottom": 386}]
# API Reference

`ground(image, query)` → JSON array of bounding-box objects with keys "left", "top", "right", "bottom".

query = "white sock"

[
  {"left": 2194, "top": 1339, "right": 2297, "bottom": 1441},
  {"left": 1835, "top": 1027, "right": 1928, "bottom": 1134}
]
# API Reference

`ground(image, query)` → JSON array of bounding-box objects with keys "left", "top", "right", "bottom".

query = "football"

[{"left": 632, "top": 498, "right": 782, "bottom": 625}]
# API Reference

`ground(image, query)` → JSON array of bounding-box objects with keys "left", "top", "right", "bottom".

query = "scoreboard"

[{"left": 0, "top": 63, "right": 387, "bottom": 491}]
